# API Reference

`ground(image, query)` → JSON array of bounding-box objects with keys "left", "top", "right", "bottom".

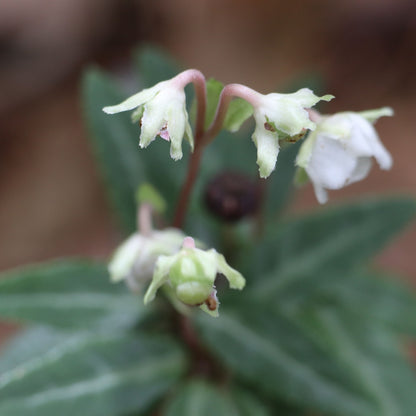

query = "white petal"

[
  {"left": 306, "top": 135, "right": 357, "bottom": 190},
  {"left": 108, "top": 234, "right": 143, "bottom": 282},
  {"left": 166, "top": 99, "right": 186, "bottom": 160},
  {"left": 139, "top": 99, "right": 166, "bottom": 148},
  {"left": 349, "top": 157, "right": 372, "bottom": 184},
  {"left": 103, "top": 82, "right": 165, "bottom": 114},
  {"left": 358, "top": 107, "right": 394, "bottom": 123},
  {"left": 252, "top": 113, "right": 280, "bottom": 178},
  {"left": 312, "top": 182, "right": 329, "bottom": 204},
  {"left": 346, "top": 114, "right": 392, "bottom": 169}
]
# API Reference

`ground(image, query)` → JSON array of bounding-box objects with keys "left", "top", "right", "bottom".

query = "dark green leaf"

[
  {"left": 291, "top": 306, "right": 416, "bottom": 416},
  {"left": 262, "top": 140, "right": 301, "bottom": 220},
  {"left": 0, "top": 327, "right": 186, "bottom": 416},
  {"left": 82, "top": 69, "right": 144, "bottom": 233},
  {"left": 163, "top": 380, "right": 239, "bottom": 416},
  {"left": 223, "top": 98, "right": 254, "bottom": 133},
  {"left": 249, "top": 198, "right": 416, "bottom": 299},
  {"left": 0, "top": 260, "right": 142, "bottom": 329},
  {"left": 296, "top": 270, "right": 416, "bottom": 337},
  {"left": 163, "top": 380, "right": 270, "bottom": 416},
  {"left": 194, "top": 305, "right": 379, "bottom": 416}
]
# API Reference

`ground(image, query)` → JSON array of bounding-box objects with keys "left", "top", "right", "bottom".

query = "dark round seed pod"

[{"left": 204, "top": 171, "right": 261, "bottom": 222}]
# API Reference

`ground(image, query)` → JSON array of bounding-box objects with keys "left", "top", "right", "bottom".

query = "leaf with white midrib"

[
  {"left": 0, "top": 329, "right": 186, "bottom": 416},
  {"left": 195, "top": 310, "right": 379, "bottom": 416},
  {"left": 0, "top": 260, "right": 142, "bottom": 329},
  {"left": 250, "top": 199, "right": 416, "bottom": 299}
]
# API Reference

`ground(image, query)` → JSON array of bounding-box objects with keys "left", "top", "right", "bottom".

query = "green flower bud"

[{"left": 144, "top": 237, "right": 245, "bottom": 317}]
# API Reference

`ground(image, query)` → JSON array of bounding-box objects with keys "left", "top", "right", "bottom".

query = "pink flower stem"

[
  {"left": 173, "top": 69, "right": 207, "bottom": 228},
  {"left": 138, "top": 203, "right": 153, "bottom": 236},
  {"left": 202, "top": 83, "right": 260, "bottom": 144}
]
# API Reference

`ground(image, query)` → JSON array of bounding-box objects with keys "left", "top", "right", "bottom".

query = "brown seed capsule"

[{"left": 204, "top": 171, "right": 260, "bottom": 222}]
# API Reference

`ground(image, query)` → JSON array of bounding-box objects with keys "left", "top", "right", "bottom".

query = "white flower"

[
  {"left": 252, "top": 88, "right": 334, "bottom": 178},
  {"left": 296, "top": 107, "right": 393, "bottom": 203},
  {"left": 144, "top": 237, "right": 245, "bottom": 317},
  {"left": 103, "top": 76, "right": 193, "bottom": 160},
  {"left": 108, "top": 228, "right": 185, "bottom": 292}
]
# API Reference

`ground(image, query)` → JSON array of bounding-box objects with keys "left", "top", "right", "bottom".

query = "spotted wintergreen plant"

[{"left": 0, "top": 47, "right": 415, "bottom": 416}]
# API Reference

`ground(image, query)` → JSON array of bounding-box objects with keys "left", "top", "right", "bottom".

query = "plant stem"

[
  {"left": 173, "top": 82, "right": 260, "bottom": 228},
  {"left": 173, "top": 146, "right": 204, "bottom": 228},
  {"left": 138, "top": 203, "right": 153, "bottom": 236},
  {"left": 172, "top": 70, "right": 207, "bottom": 228},
  {"left": 204, "top": 83, "right": 260, "bottom": 143}
]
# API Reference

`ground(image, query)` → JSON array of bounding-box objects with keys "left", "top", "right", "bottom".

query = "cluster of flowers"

[{"left": 104, "top": 69, "right": 392, "bottom": 316}]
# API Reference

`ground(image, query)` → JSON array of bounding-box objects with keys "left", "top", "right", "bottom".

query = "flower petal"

[
  {"left": 139, "top": 98, "right": 167, "bottom": 148},
  {"left": 144, "top": 254, "right": 178, "bottom": 304},
  {"left": 215, "top": 252, "right": 245, "bottom": 290},
  {"left": 108, "top": 234, "right": 143, "bottom": 282},
  {"left": 358, "top": 106, "right": 394, "bottom": 123},
  {"left": 166, "top": 100, "right": 186, "bottom": 160},
  {"left": 346, "top": 114, "right": 392, "bottom": 170},
  {"left": 102, "top": 82, "right": 165, "bottom": 114},
  {"left": 306, "top": 134, "right": 357, "bottom": 190},
  {"left": 252, "top": 115, "right": 280, "bottom": 178}
]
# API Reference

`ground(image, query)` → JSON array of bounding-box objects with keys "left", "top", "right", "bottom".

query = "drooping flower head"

[
  {"left": 296, "top": 107, "right": 393, "bottom": 203},
  {"left": 103, "top": 74, "right": 194, "bottom": 160},
  {"left": 251, "top": 88, "right": 334, "bottom": 178},
  {"left": 144, "top": 236, "right": 245, "bottom": 317}
]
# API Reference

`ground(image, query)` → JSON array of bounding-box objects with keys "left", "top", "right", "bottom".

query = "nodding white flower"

[
  {"left": 108, "top": 228, "right": 185, "bottom": 292},
  {"left": 103, "top": 76, "right": 193, "bottom": 161},
  {"left": 144, "top": 237, "right": 245, "bottom": 317},
  {"left": 252, "top": 88, "right": 334, "bottom": 178},
  {"left": 296, "top": 107, "right": 393, "bottom": 204}
]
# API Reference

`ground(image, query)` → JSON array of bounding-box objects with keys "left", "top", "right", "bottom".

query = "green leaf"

[
  {"left": 223, "top": 98, "right": 253, "bottom": 132},
  {"left": 0, "top": 260, "right": 142, "bottom": 329},
  {"left": 163, "top": 380, "right": 270, "bottom": 416},
  {"left": 134, "top": 45, "right": 180, "bottom": 88},
  {"left": 202, "top": 78, "right": 224, "bottom": 129},
  {"left": 0, "top": 327, "right": 186, "bottom": 416},
  {"left": 196, "top": 78, "right": 253, "bottom": 131},
  {"left": 291, "top": 306, "right": 416, "bottom": 416},
  {"left": 194, "top": 305, "right": 379, "bottom": 416},
  {"left": 262, "top": 140, "right": 301, "bottom": 221},
  {"left": 82, "top": 69, "right": 145, "bottom": 233},
  {"left": 301, "top": 270, "right": 416, "bottom": 337},
  {"left": 164, "top": 380, "right": 239, "bottom": 416},
  {"left": 249, "top": 198, "right": 416, "bottom": 298}
]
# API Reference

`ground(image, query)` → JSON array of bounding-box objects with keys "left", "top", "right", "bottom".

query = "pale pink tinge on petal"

[{"left": 158, "top": 125, "right": 170, "bottom": 141}]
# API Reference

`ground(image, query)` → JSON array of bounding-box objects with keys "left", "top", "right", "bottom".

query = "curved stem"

[
  {"left": 173, "top": 81, "right": 261, "bottom": 228},
  {"left": 172, "top": 70, "right": 208, "bottom": 228},
  {"left": 173, "top": 69, "right": 207, "bottom": 141},
  {"left": 203, "top": 83, "right": 260, "bottom": 144}
]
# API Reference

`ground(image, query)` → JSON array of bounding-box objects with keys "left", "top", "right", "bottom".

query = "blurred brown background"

[{"left": 0, "top": 0, "right": 415, "bottom": 289}]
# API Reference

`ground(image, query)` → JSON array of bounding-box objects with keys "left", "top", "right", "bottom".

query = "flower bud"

[
  {"left": 108, "top": 228, "right": 185, "bottom": 292},
  {"left": 144, "top": 237, "right": 245, "bottom": 317}
]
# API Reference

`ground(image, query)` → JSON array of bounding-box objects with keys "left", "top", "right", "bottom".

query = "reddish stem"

[{"left": 173, "top": 146, "right": 204, "bottom": 228}]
